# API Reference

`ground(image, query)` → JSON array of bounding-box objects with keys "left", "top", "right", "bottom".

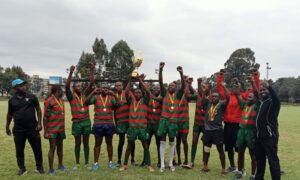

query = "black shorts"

[
  {"left": 224, "top": 122, "right": 239, "bottom": 152},
  {"left": 92, "top": 124, "right": 116, "bottom": 138},
  {"left": 202, "top": 129, "right": 224, "bottom": 146}
]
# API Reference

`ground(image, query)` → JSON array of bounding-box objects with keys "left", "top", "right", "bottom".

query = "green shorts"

[
  {"left": 49, "top": 131, "right": 66, "bottom": 139},
  {"left": 72, "top": 120, "right": 91, "bottom": 136},
  {"left": 157, "top": 118, "right": 178, "bottom": 138},
  {"left": 147, "top": 123, "right": 159, "bottom": 136},
  {"left": 236, "top": 127, "right": 256, "bottom": 150},
  {"left": 117, "top": 122, "right": 129, "bottom": 134},
  {"left": 178, "top": 120, "right": 189, "bottom": 134},
  {"left": 193, "top": 123, "right": 204, "bottom": 134},
  {"left": 127, "top": 128, "right": 149, "bottom": 141}
]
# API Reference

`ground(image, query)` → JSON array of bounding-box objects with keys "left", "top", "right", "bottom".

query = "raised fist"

[
  {"left": 177, "top": 66, "right": 183, "bottom": 73},
  {"left": 70, "top": 65, "right": 75, "bottom": 73},
  {"left": 159, "top": 62, "right": 165, "bottom": 70}
]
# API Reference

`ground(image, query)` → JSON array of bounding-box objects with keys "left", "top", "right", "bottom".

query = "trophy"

[{"left": 131, "top": 50, "right": 143, "bottom": 77}]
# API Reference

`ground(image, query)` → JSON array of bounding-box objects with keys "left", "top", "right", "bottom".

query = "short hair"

[{"left": 51, "top": 85, "right": 62, "bottom": 95}]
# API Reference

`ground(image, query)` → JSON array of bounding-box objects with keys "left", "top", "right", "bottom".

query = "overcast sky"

[{"left": 0, "top": 0, "right": 299, "bottom": 82}]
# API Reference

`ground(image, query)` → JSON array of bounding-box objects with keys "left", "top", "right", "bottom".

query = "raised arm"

[
  {"left": 84, "top": 87, "right": 100, "bottom": 106},
  {"left": 125, "top": 75, "right": 132, "bottom": 98},
  {"left": 159, "top": 62, "right": 166, "bottom": 95},
  {"left": 66, "top": 65, "right": 75, "bottom": 97},
  {"left": 264, "top": 81, "right": 280, "bottom": 109},
  {"left": 177, "top": 66, "right": 185, "bottom": 93},
  {"left": 216, "top": 69, "right": 226, "bottom": 98},
  {"left": 138, "top": 75, "right": 151, "bottom": 99},
  {"left": 188, "top": 77, "right": 196, "bottom": 95},
  {"left": 84, "top": 63, "right": 95, "bottom": 94}
]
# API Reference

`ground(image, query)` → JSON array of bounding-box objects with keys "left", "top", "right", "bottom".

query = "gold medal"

[
  {"left": 153, "top": 108, "right": 156, "bottom": 112},
  {"left": 99, "top": 95, "right": 108, "bottom": 112},
  {"left": 171, "top": 106, "right": 174, "bottom": 110}
]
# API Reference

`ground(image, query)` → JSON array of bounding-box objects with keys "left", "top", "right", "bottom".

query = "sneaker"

[
  {"left": 241, "top": 169, "right": 246, "bottom": 177},
  {"left": 232, "top": 172, "right": 243, "bottom": 179},
  {"left": 181, "top": 163, "right": 192, "bottom": 169},
  {"left": 108, "top": 161, "right": 116, "bottom": 169},
  {"left": 156, "top": 162, "right": 161, "bottom": 168},
  {"left": 131, "top": 160, "right": 139, "bottom": 166},
  {"left": 35, "top": 167, "right": 45, "bottom": 174},
  {"left": 58, "top": 165, "right": 66, "bottom": 171},
  {"left": 159, "top": 167, "right": 165, "bottom": 173},
  {"left": 221, "top": 170, "right": 227, "bottom": 177},
  {"left": 170, "top": 166, "right": 176, "bottom": 172},
  {"left": 17, "top": 169, "right": 27, "bottom": 176},
  {"left": 119, "top": 165, "right": 128, "bottom": 171},
  {"left": 139, "top": 161, "right": 147, "bottom": 167},
  {"left": 73, "top": 164, "right": 80, "bottom": 171},
  {"left": 201, "top": 167, "right": 210, "bottom": 173},
  {"left": 48, "top": 169, "right": 55, "bottom": 176},
  {"left": 227, "top": 166, "right": 237, "bottom": 173},
  {"left": 148, "top": 166, "right": 155, "bottom": 172},
  {"left": 92, "top": 163, "right": 99, "bottom": 172},
  {"left": 85, "top": 164, "right": 92, "bottom": 171},
  {"left": 189, "top": 162, "right": 195, "bottom": 168},
  {"left": 249, "top": 175, "right": 255, "bottom": 180}
]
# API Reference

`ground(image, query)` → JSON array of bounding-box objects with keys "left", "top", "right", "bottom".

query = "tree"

[
  {"left": 105, "top": 40, "right": 134, "bottom": 80},
  {"left": 0, "top": 65, "right": 30, "bottom": 96},
  {"left": 223, "top": 48, "right": 260, "bottom": 88},
  {"left": 93, "top": 38, "right": 109, "bottom": 78},
  {"left": 75, "top": 51, "right": 96, "bottom": 79}
]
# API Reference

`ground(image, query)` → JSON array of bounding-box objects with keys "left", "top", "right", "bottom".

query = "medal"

[
  {"left": 99, "top": 95, "right": 108, "bottom": 112},
  {"left": 153, "top": 108, "right": 156, "bottom": 112},
  {"left": 168, "top": 93, "right": 175, "bottom": 111},
  {"left": 74, "top": 93, "right": 84, "bottom": 110}
]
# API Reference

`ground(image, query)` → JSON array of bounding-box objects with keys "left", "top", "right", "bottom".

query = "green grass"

[{"left": 0, "top": 101, "right": 298, "bottom": 180}]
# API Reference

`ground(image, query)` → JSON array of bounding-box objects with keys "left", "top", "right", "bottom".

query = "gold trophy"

[{"left": 131, "top": 50, "right": 143, "bottom": 77}]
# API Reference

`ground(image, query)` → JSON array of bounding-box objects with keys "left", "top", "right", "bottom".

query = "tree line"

[{"left": 0, "top": 38, "right": 299, "bottom": 103}]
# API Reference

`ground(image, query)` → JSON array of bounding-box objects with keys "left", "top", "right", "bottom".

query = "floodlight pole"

[{"left": 266, "top": 62, "right": 271, "bottom": 80}]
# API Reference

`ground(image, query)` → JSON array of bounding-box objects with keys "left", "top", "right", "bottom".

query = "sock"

[
  {"left": 84, "top": 146, "right": 89, "bottom": 165},
  {"left": 169, "top": 142, "right": 175, "bottom": 167},
  {"left": 124, "top": 158, "right": 129, "bottom": 166},
  {"left": 144, "top": 149, "right": 151, "bottom": 166},
  {"left": 160, "top": 141, "right": 166, "bottom": 168},
  {"left": 75, "top": 145, "right": 80, "bottom": 164},
  {"left": 191, "top": 144, "right": 197, "bottom": 163}
]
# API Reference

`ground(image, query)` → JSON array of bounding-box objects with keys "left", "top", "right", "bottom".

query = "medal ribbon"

[
  {"left": 53, "top": 95, "right": 64, "bottom": 111},
  {"left": 100, "top": 95, "right": 108, "bottom": 109},
  {"left": 74, "top": 93, "right": 84, "bottom": 108},
  {"left": 133, "top": 98, "right": 142, "bottom": 112},
  {"left": 208, "top": 104, "right": 218, "bottom": 121}
]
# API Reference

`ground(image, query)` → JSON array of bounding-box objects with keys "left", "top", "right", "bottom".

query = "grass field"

[{"left": 0, "top": 101, "right": 299, "bottom": 180}]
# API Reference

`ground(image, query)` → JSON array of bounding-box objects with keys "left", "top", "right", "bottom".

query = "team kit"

[{"left": 6, "top": 62, "right": 282, "bottom": 180}]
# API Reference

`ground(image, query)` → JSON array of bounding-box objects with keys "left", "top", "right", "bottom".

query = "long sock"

[
  {"left": 144, "top": 149, "right": 151, "bottom": 165},
  {"left": 84, "top": 145, "right": 89, "bottom": 165},
  {"left": 169, "top": 142, "right": 175, "bottom": 167},
  {"left": 191, "top": 143, "right": 197, "bottom": 163},
  {"left": 160, "top": 141, "right": 166, "bottom": 168},
  {"left": 75, "top": 145, "right": 80, "bottom": 164},
  {"left": 131, "top": 142, "right": 135, "bottom": 162}
]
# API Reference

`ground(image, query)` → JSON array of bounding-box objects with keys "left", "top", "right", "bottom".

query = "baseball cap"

[{"left": 12, "top": 79, "right": 26, "bottom": 88}]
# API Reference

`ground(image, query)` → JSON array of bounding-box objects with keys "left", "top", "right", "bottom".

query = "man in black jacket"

[
  {"left": 6, "top": 79, "right": 44, "bottom": 176},
  {"left": 255, "top": 81, "right": 281, "bottom": 180}
]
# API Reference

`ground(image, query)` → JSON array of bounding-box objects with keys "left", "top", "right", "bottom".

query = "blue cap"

[{"left": 12, "top": 79, "right": 26, "bottom": 88}]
